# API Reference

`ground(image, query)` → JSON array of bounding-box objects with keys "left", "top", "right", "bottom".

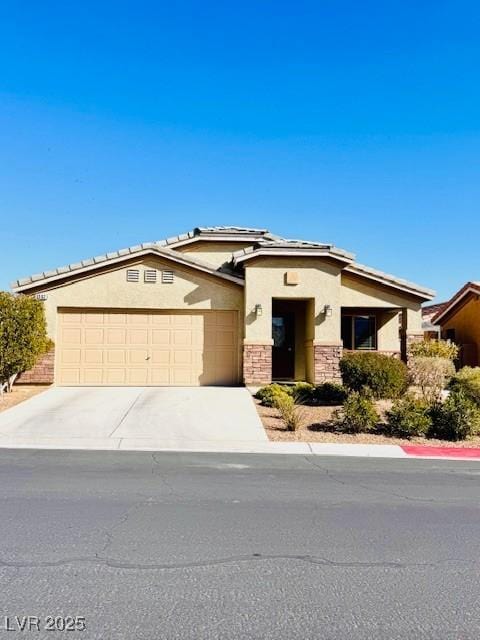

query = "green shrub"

[
  {"left": 255, "top": 384, "right": 292, "bottom": 407},
  {"left": 408, "top": 339, "right": 459, "bottom": 361},
  {"left": 408, "top": 356, "right": 455, "bottom": 403},
  {"left": 313, "top": 382, "right": 348, "bottom": 405},
  {"left": 448, "top": 367, "right": 480, "bottom": 406},
  {"left": 386, "top": 394, "right": 432, "bottom": 438},
  {"left": 273, "top": 393, "right": 306, "bottom": 432},
  {"left": 428, "top": 391, "right": 480, "bottom": 441},
  {"left": 333, "top": 391, "right": 379, "bottom": 433},
  {"left": 0, "top": 292, "right": 49, "bottom": 389},
  {"left": 340, "top": 352, "right": 409, "bottom": 399},
  {"left": 291, "top": 382, "right": 315, "bottom": 404}
]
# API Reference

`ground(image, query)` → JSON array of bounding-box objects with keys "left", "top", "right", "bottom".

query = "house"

[
  {"left": 422, "top": 302, "right": 446, "bottom": 340},
  {"left": 432, "top": 282, "right": 480, "bottom": 367},
  {"left": 11, "top": 226, "right": 435, "bottom": 387}
]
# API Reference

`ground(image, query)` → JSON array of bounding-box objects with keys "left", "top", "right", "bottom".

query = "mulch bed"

[
  {"left": 255, "top": 398, "right": 480, "bottom": 448},
  {"left": 0, "top": 385, "right": 51, "bottom": 413}
]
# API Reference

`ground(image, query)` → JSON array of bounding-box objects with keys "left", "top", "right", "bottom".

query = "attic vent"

[
  {"left": 126, "top": 269, "right": 140, "bottom": 282},
  {"left": 144, "top": 269, "right": 157, "bottom": 283},
  {"left": 162, "top": 270, "right": 174, "bottom": 284}
]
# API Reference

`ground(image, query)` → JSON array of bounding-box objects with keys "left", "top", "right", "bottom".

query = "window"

[
  {"left": 341, "top": 315, "right": 377, "bottom": 350},
  {"left": 144, "top": 269, "right": 157, "bottom": 283},
  {"left": 126, "top": 269, "right": 140, "bottom": 282}
]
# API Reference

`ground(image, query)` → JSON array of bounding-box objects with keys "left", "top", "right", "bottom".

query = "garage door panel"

[
  {"left": 106, "top": 350, "right": 125, "bottom": 364},
  {"left": 61, "top": 328, "right": 82, "bottom": 344},
  {"left": 128, "top": 329, "right": 149, "bottom": 344},
  {"left": 151, "top": 349, "right": 170, "bottom": 364},
  {"left": 129, "top": 349, "right": 149, "bottom": 364},
  {"left": 58, "top": 369, "right": 80, "bottom": 385},
  {"left": 106, "top": 328, "right": 126, "bottom": 344},
  {"left": 85, "top": 329, "right": 104, "bottom": 345},
  {"left": 105, "top": 369, "right": 127, "bottom": 384},
  {"left": 216, "top": 331, "right": 235, "bottom": 346},
  {"left": 84, "top": 349, "right": 103, "bottom": 364},
  {"left": 57, "top": 310, "right": 238, "bottom": 386},
  {"left": 150, "top": 368, "right": 170, "bottom": 384},
  {"left": 84, "top": 313, "right": 103, "bottom": 324},
  {"left": 61, "top": 349, "right": 81, "bottom": 364},
  {"left": 84, "top": 369, "right": 103, "bottom": 384},
  {"left": 151, "top": 329, "right": 170, "bottom": 345},
  {"left": 128, "top": 369, "right": 149, "bottom": 384}
]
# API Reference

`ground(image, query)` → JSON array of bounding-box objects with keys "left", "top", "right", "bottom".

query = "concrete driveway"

[{"left": 0, "top": 387, "right": 268, "bottom": 451}]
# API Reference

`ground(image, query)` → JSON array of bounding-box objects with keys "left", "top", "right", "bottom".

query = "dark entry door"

[{"left": 272, "top": 313, "right": 295, "bottom": 379}]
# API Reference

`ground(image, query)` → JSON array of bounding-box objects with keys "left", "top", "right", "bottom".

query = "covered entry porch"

[{"left": 270, "top": 300, "right": 406, "bottom": 383}]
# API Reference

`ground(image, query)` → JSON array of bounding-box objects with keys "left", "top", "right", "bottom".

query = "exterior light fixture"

[
  {"left": 255, "top": 304, "right": 263, "bottom": 317},
  {"left": 323, "top": 304, "right": 333, "bottom": 317}
]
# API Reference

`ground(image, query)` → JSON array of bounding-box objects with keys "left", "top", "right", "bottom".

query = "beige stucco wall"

[
  {"left": 341, "top": 274, "right": 422, "bottom": 311},
  {"left": 244, "top": 257, "right": 343, "bottom": 344},
  {"left": 177, "top": 241, "right": 253, "bottom": 269},
  {"left": 39, "top": 256, "right": 244, "bottom": 347},
  {"left": 441, "top": 296, "right": 480, "bottom": 366},
  {"left": 377, "top": 310, "right": 401, "bottom": 351}
]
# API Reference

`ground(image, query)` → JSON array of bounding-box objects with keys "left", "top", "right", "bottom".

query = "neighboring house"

[
  {"left": 432, "top": 282, "right": 480, "bottom": 367},
  {"left": 422, "top": 301, "right": 447, "bottom": 339},
  {"left": 12, "top": 226, "right": 435, "bottom": 386}
]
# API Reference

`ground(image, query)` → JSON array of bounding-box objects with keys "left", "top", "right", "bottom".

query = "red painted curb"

[{"left": 401, "top": 445, "right": 480, "bottom": 458}]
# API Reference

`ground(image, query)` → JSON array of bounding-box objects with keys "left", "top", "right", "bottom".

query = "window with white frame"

[{"left": 341, "top": 315, "right": 377, "bottom": 350}]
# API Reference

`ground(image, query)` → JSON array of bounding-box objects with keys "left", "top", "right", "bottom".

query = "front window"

[{"left": 341, "top": 315, "right": 377, "bottom": 350}]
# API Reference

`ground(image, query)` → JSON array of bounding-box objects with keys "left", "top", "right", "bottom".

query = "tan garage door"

[{"left": 57, "top": 309, "right": 239, "bottom": 386}]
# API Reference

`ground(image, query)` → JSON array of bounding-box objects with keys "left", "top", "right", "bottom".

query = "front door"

[{"left": 272, "top": 313, "right": 295, "bottom": 380}]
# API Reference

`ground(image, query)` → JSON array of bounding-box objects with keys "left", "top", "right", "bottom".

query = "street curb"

[{"left": 0, "top": 438, "right": 480, "bottom": 460}]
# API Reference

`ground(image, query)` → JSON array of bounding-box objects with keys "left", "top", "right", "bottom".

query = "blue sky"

[{"left": 1, "top": 1, "right": 479, "bottom": 301}]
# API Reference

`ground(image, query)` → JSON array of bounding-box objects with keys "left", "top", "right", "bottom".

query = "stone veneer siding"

[
  {"left": 243, "top": 344, "right": 272, "bottom": 385},
  {"left": 314, "top": 344, "right": 343, "bottom": 383},
  {"left": 16, "top": 348, "right": 55, "bottom": 384}
]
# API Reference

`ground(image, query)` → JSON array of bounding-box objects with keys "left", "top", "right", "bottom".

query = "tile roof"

[
  {"left": 155, "top": 226, "right": 274, "bottom": 247},
  {"left": 11, "top": 243, "right": 245, "bottom": 291},
  {"left": 232, "top": 238, "right": 355, "bottom": 262},
  {"left": 10, "top": 225, "right": 435, "bottom": 301}
]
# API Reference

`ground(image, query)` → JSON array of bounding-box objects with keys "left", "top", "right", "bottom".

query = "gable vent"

[
  {"left": 126, "top": 269, "right": 140, "bottom": 282},
  {"left": 144, "top": 269, "right": 157, "bottom": 283},
  {"left": 162, "top": 270, "right": 174, "bottom": 284}
]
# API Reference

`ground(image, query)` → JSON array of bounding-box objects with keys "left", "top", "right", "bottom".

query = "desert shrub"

[
  {"left": 448, "top": 367, "right": 480, "bottom": 406},
  {"left": 408, "top": 356, "right": 455, "bottom": 403},
  {"left": 428, "top": 391, "right": 480, "bottom": 441},
  {"left": 0, "top": 292, "right": 49, "bottom": 389},
  {"left": 312, "top": 382, "right": 348, "bottom": 405},
  {"left": 333, "top": 391, "right": 379, "bottom": 433},
  {"left": 408, "top": 339, "right": 459, "bottom": 361},
  {"left": 255, "top": 384, "right": 293, "bottom": 407},
  {"left": 291, "top": 382, "right": 315, "bottom": 404},
  {"left": 385, "top": 394, "right": 432, "bottom": 438},
  {"left": 273, "top": 393, "right": 306, "bottom": 432},
  {"left": 340, "top": 352, "right": 408, "bottom": 399}
]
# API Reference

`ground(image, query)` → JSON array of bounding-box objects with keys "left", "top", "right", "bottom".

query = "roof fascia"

[
  {"left": 234, "top": 248, "right": 353, "bottom": 265},
  {"left": 433, "top": 284, "right": 480, "bottom": 324},
  {"left": 344, "top": 265, "right": 435, "bottom": 301},
  {"left": 12, "top": 248, "right": 245, "bottom": 293}
]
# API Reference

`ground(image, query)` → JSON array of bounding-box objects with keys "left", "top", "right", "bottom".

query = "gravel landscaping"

[
  {"left": 255, "top": 398, "right": 480, "bottom": 448},
  {"left": 0, "top": 385, "right": 50, "bottom": 413}
]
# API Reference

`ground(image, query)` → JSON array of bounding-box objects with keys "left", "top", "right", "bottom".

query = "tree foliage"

[{"left": 0, "top": 292, "right": 50, "bottom": 388}]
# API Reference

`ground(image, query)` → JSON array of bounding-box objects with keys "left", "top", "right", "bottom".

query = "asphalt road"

[{"left": 1, "top": 450, "right": 480, "bottom": 640}]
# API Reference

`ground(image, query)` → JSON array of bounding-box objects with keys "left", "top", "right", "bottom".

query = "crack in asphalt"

[
  {"left": 0, "top": 553, "right": 472, "bottom": 572},
  {"left": 303, "top": 456, "right": 438, "bottom": 503},
  {"left": 151, "top": 453, "right": 177, "bottom": 497}
]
